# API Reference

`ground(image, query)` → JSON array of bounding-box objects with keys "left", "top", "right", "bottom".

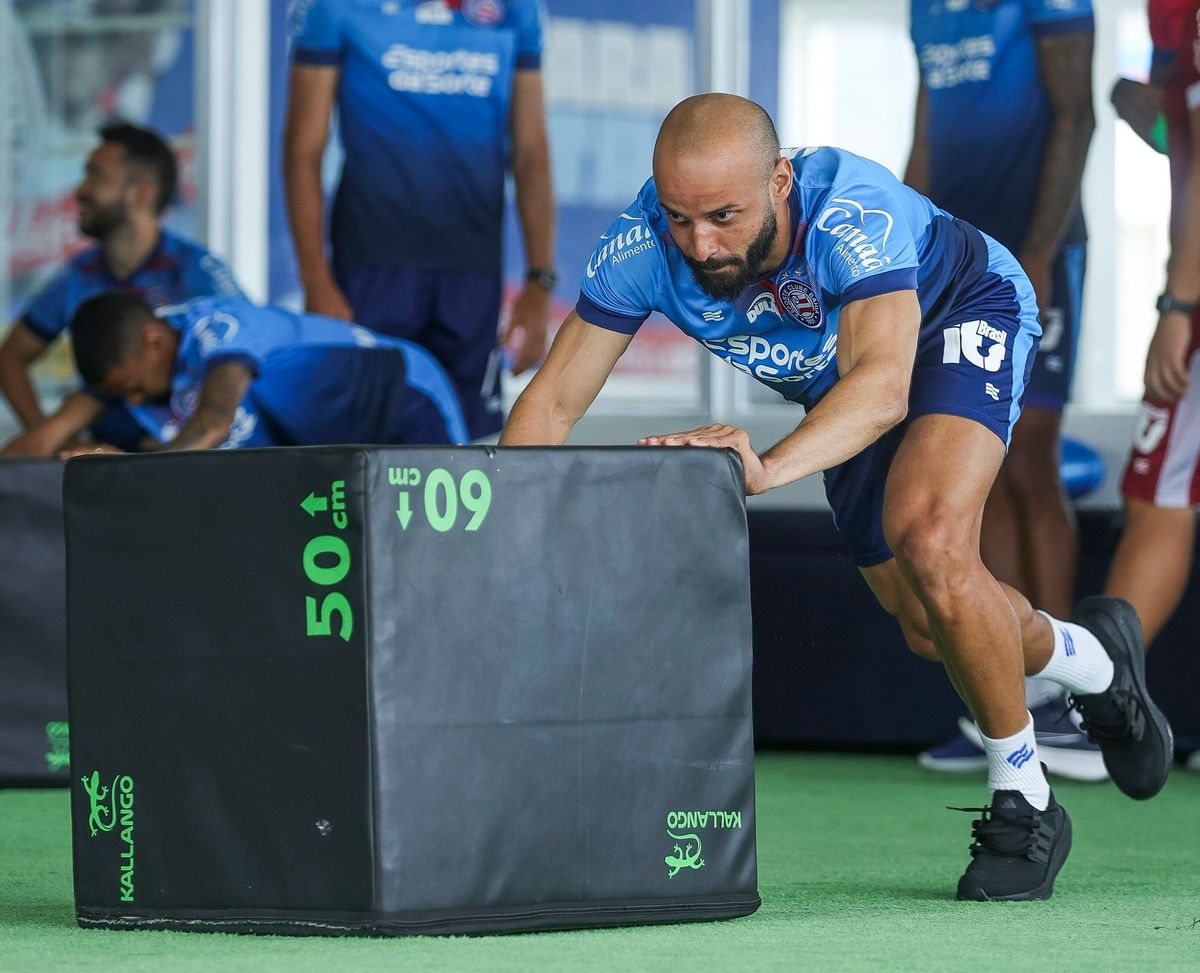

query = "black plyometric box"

[
  {"left": 64, "top": 447, "right": 759, "bottom": 935},
  {"left": 0, "top": 459, "right": 70, "bottom": 785}
]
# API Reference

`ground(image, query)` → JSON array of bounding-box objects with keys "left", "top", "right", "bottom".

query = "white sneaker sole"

[
  {"left": 916, "top": 750, "right": 987, "bottom": 772},
  {"left": 957, "top": 716, "right": 1110, "bottom": 783}
]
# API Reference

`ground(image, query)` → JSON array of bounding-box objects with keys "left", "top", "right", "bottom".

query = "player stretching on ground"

[
  {"left": 500, "top": 94, "right": 1173, "bottom": 900},
  {"left": 53, "top": 293, "right": 468, "bottom": 452}
]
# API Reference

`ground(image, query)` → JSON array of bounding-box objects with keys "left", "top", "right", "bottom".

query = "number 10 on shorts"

[{"left": 942, "top": 319, "right": 1007, "bottom": 372}]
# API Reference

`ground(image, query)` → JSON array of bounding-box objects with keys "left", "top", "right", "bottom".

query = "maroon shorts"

[{"left": 1121, "top": 309, "right": 1200, "bottom": 508}]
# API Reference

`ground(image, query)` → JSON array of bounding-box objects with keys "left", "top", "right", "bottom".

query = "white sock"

[
  {"left": 1024, "top": 676, "right": 1062, "bottom": 710},
  {"left": 980, "top": 714, "right": 1050, "bottom": 810},
  {"left": 1034, "top": 611, "right": 1115, "bottom": 695}
]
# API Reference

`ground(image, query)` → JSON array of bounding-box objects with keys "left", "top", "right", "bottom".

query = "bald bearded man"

[{"left": 500, "top": 95, "right": 1173, "bottom": 901}]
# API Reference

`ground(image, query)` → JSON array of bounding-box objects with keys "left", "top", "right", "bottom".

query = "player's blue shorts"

[
  {"left": 1024, "top": 241, "right": 1085, "bottom": 412},
  {"left": 334, "top": 262, "right": 503, "bottom": 440},
  {"left": 90, "top": 402, "right": 146, "bottom": 452},
  {"left": 822, "top": 237, "right": 1041, "bottom": 567},
  {"left": 250, "top": 345, "right": 469, "bottom": 447}
]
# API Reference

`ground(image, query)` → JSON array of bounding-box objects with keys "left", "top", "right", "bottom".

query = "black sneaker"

[
  {"left": 954, "top": 787, "right": 1072, "bottom": 901},
  {"left": 1068, "top": 596, "right": 1174, "bottom": 800}
]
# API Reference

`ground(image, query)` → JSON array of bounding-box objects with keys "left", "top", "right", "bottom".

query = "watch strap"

[
  {"left": 527, "top": 268, "right": 558, "bottom": 291},
  {"left": 1156, "top": 293, "right": 1197, "bottom": 317}
]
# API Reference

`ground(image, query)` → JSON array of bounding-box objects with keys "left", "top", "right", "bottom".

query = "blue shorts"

[
  {"left": 334, "top": 262, "right": 503, "bottom": 440},
  {"left": 1023, "top": 242, "right": 1086, "bottom": 412},
  {"left": 823, "top": 238, "right": 1040, "bottom": 567},
  {"left": 249, "top": 346, "right": 469, "bottom": 447},
  {"left": 90, "top": 402, "right": 145, "bottom": 452}
]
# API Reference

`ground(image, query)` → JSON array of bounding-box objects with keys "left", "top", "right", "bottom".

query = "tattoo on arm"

[
  {"left": 1024, "top": 31, "right": 1095, "bottom": 256},
  {"left": 157, "top": 361, "right": 253, "bottom": 452}
]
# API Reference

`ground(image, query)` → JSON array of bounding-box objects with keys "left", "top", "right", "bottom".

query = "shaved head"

[
  {"left": 652, "top": 95, "right": 788, "bottom": 301},
  {"left": 653, "top": 94, "right": 780, "bottom": 180}
]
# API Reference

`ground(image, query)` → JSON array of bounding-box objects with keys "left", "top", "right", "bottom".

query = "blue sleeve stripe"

[
  {"left": 575, "top": 293, "right": 647, "bottom": 334},
  {"left": 841, "top": 268, "right": 919, "bottom": 304},
  {"left": 19, "top": 314, "right": 57, "bottom": 343},
  {"left": 1030, "top": 16, "right": 1093, "bottom": 37},
  {"left": 205, "top": 353, "right": 260, "bottom": 377},
  {"left": 292, "top": 46, "right": 342, "bottom": 66},
  {"left": 516, "top": 54, "right": 541, "bottom": 70}
]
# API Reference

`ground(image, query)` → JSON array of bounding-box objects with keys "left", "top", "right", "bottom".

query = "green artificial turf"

[{"left": 2, "top": 753, "right": 1197, "bottom": 972}]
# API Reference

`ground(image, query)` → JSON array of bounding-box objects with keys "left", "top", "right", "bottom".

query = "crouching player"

[
  {"left": 500, "top": 94, "right": 1174, "bottom": 901},
  {"left": 39, "top": 293, "right": 468, "bottom": 453}
]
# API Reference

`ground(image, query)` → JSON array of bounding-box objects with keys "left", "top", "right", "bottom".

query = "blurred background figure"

[
  {"left": 1110, "top": 0, "right": 1189, "bottom": 153},
  {"left": 283, "top": 0, "right": 555, "bottom": 441},
  {"left": 904, "top": 0, "right": 1099, "bottom": 779},
  {"left": 54, "top": 292, "right": 468, "bottom": 453},
  {"left": 0, "top": 122, "right": 240, "bottom": 457},
  {"left": 1105, "top": 0, "right": 1200, "bottom": 774}
]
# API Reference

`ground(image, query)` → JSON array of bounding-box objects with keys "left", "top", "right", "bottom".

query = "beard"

[
  {"left": 682, "top": 204, "right": 779, "bottom": 302},
  {"left": 77, "top": 198, "right": 128, "bottom": 239}
]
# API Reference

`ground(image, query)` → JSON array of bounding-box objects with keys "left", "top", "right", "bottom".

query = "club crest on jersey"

[
  {"left": 462, "top": 0, "right": 505, "bottom": 27},
  {"left": 779, "top": 279, "right": 822, "bottom": 328}
]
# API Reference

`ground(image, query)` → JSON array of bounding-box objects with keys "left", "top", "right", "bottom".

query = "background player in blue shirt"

[
  {"left": 0, "top": 122, "right": 241, "bottom": 455},
  {"left": 51, "top": 293, "right": 467, "bottom": 454},
  {"left": 905, "top": 1, "right": 1097, "bottom": 772},
  {"left": 906, "top": 0, "right": 1097, "bottom": 774},
  {"left": 501, "top": 94, "right": 1173, "bottom": 901},
  {"left": 284, "top": 0, "right": 554, "bottom": 441}
]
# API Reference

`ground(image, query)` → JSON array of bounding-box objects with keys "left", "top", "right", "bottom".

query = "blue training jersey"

[
  {"left": 19, "top": 229, "right": 241, "bottom": 343},
  {"left": 125, "top": 296, "right": 468, "bottom": 447},
  {"left": 577, "top": 146, "right": 1038, "bottom": 410},
  {"left": 910, "top": 0, "right": 1092, "bottom": 252},
  {"left": 290, "top": 0, "right": 544, "bottom": 273}
]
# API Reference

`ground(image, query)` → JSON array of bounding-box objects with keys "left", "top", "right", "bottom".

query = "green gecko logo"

[
  {"left": 664, "top": 809, "right": 742, "bottom": 879},
  {"left": 81, "top": 770, "right": 118, "bottom": 835},
  {"left": 665, "top": 831, "right": 704, "bottom": 877},
  {"left": 80, "top": 770, "right": 135, "bottom": 902}
]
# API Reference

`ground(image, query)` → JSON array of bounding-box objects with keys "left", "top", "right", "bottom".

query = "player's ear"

[
  {"left": 126, "top": 172, "right": 158, "bottom": 213},
  {"left": 770, "top": 157, "right": 792, "bottom": 200}
]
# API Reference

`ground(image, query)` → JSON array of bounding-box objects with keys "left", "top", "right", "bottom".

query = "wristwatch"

[
  {"left": 1156, "top": 293, "right": 1197, "bottom": 317},
  {"left": 527, "top": 268, "right": 559, "bottom": 291}
]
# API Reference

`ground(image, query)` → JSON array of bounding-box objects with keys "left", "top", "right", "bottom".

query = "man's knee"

[{"left": 886, "top": 510, "right": 977, "bottom": 609}]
